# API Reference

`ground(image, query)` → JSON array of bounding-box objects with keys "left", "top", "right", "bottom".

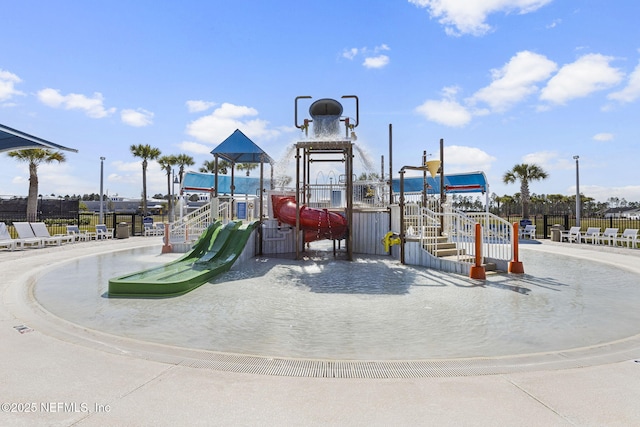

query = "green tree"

[
  {"left": 174, "top": 154, "right": 195, "bottom": 184},
  {"left": 200, "top": 159, "right": 230, "bottom": 174},
  {"left": 7, "top": 149, "right": 67, "bottom": 221},
  {"left": 236, "top": 162, "right": 258, "bottom": 177},
  {"left": 130, "top": 144, "right": 161, "bottom": 216},
  {"left": 157, "top": 155, "right": 178, "bottom": 222},
  {"left": 503, "top": 164, "right": 548, "bottom": 219}
]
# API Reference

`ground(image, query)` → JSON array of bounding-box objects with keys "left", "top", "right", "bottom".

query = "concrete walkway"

[{"left": 1, "top": 237, "right": 639, "bottom": 426}]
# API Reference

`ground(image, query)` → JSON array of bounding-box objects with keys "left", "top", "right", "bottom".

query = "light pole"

[
  {"left": 99, "top": 157, "right": 105, "bottom": 224},
  {"left": 573, "top": 155, "right": 580, "bottom": 227}
]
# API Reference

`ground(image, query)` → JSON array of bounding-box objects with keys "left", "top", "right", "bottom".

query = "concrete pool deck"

[{"left": 1, "top": 237, "right": 640, "bottom": 426}]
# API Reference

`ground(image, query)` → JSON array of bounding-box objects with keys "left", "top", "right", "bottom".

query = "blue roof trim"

[
  {"left": 0, "top": 123, "right": 78, "bottom": 153},
  {"left": 392, "top": 172, "right": 488, "bottom": 194}
]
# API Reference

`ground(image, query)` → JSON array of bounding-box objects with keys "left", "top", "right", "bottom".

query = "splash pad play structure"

[
  {"left": 109, "top": 95, "right": 523, "bottom": 297},
  {"left": 22, "top": 96, "right": 640, "bottom": 383}
]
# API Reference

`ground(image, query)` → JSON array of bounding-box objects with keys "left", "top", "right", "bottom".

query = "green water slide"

[{"left": 108, "top": 220, "right": 258, "bottom": 298}]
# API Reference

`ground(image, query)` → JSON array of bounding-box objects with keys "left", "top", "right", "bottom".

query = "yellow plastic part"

[{"left": 382, "top": 231, "right": 401, "bottom": 252}]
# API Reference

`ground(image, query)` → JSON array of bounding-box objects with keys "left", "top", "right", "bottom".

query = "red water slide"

[{"left": 271, "top": 195, "right": 347, "bottom": 242}]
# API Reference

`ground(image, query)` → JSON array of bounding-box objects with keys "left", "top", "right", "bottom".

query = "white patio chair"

[
  {"left": 519, "top": 224, "right": 536, "bottom": 239},
  {"left": 580, "top": 227, "right": 601, "bottom": 244},
  {"left": 154, "top": 223, "right": 165, "bottom": 236},
  {"left": 615, "top": 229, "right": 639, "bottom": 248},
  {"left": 30, "top": 222, "right": 74, "bottom": 246},
  {"left": 560, "top": 226, "right": 581, "bottom": 243},
  {"left": 66, "top": 225, "right": 92, "bottom": 242},
  {"left": 95, "top": 224, "right": 114, "bottom": 240},
  {"left": 598, "top": 228, "right": 619, "bottom": 245},
  {"left": 0, "top": 222, "right": 19, "bottom": 251},
  {"left": 12, "top": 222, "right": 45, "bottom": 248},
  {"left": 143, "top": 222, "right": 158, "bottom": 236}
]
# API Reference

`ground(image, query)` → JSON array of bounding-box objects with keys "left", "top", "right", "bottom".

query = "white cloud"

[
  {"left": 342, "top": 45, "right": 391, "bottom": 68},
  {"left": 579, "top": 185, "right": 640, "bottom": 203},
  {"left": 608, "top": 60, "right": 640, "bottom": 103},
  {"left": 186, "top": 100, "right": 216, "bottom": 113},
  {"left": 0, "top": 69, "right": 24, "bottom": 102},
  {"left": 592, "top": 132, "right": 614, "bottom": 142},
  {"left": 177, "top": 140, "right": 213, "bottom": 155},
  {"left": 539, "top": 53, "right": 624, "bottom": 105},
  {"left": 342, "top": 48, "right": 359, "bottom": 60},
  {"left": 445, "top": 145, "right": 497, "bottom": 172},
  {"left": 186, "top": 102, "right": 281, "bottom": 144},
  {"left": 471, "top": 51, "right": 557, "bottom": 112},
  {"left": 408, "top": 0, "right": 553, "bottom": 36},
  {"left": 522, "top": 150, "right": 558, "bottom": 166},
  {"left": 120, "top": 108, "right": 154, "bottom": 127},
  {"left": 37, "top": 88, "right": 116, "bottom": 118},
  {"left": 415, "top": 86, "right": 472, "bottom": 127},
  {"left": 546, "top": 18, "right": 561, "bottom": 29},
  {"left": 363, "top": 55, "right": 390, "bottom": 69}
]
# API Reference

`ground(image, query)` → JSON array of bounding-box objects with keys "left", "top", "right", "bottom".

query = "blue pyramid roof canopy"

[
  {"left": 0, "top": 123, "right": 78, "bottom": 153},
  {"left": 210, "top": 129, "right": 273, "bottom": 164}
]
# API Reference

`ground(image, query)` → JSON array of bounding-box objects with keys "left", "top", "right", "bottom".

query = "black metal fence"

[
  {"left": 1, "top": 211, "right": 162, "bottom": 238},
  {"left": 503, "top": 214, "right": 640, "bottom": 239}
]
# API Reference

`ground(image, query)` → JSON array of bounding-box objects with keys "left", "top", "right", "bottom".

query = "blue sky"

[{"left": 1, "top": 0, "right": 639, "bottom": 203}]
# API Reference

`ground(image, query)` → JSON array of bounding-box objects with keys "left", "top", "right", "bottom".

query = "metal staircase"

[
  {"left": 168, "top": 199, "right": 231, "bottom": 248},
  {"left": 402, "top": 202, "right": 514, "bottom": 274}
]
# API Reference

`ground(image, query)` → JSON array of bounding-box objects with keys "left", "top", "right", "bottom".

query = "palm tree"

[
  {"left": 130, "top": 144, "right": 161, "bottom": 216},
  {"left": 199, "top": 159, "right": 230, "bottom": 174},
  {"left": 7, "top": 149, "right": 67, "bottom": 221},
  {"left": 157, "top": 155, "right": 177, "bottom": 222},
  {"left": 174, "top": 154, "right": 195, "bottom": 184},
  {"left": 235, "top": 162, "right": 258, "bottom": 177},
  {"left": 503, "top": 163, "right": 549, "bottom": 219}
]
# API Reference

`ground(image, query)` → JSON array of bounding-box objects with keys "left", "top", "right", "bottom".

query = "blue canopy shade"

[
  {"left": 210, "top": 129, "right": 273, "bottom": 164},
  {"left": 182, "top": 171, "right": 261, "bottom": 195},
  {"left": 0, "top": 123, "right": 78, "bottom": 153},
  {"left": 392, "top": 171, "right": 488, "bottom": 194}
]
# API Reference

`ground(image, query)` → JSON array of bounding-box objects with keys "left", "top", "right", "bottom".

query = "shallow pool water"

[{"left": 33, "top": 246, "right": 640, "bottom": 360}]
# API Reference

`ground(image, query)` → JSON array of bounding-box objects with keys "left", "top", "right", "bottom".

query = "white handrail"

[
  {"left": 463, "top": 211, "right": 514, "bottom": 263},
  {"left": 168, "top": 199, "right": 232, "bottom": 243}
]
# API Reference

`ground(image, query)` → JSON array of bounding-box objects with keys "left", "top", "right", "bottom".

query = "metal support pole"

[
  {"left": 99, "top": 157, "right": 105, "bottom": 224},
  {"left": 399, "top": 169, "right": 405, "bottom": 264},
  {"left": 574, "top": 155, "right": 580, "bottom": 227}
]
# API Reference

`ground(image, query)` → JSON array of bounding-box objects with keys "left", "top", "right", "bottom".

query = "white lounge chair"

[
  {"left": 519, "top": 224, "right": 536, "bottom": 239},
  {"left": 599, "top": 228, "right": 619, "bottom": 245},
  {"left": 95, "top": 224, "right": 114, "bottom": 240},
  {"left": 580, "top": 227, "right": 601, "bottom": 244},
  {"left": 30, "top": 222, "right": 74, "bottom": 246},
  {"left": 0, "top": 222, "right": 19, "bottom": 251},
  {"left": 12, "top": 222, "right": 45, "bottom": 248},
  {"left": 615, "top": 229, "right": 639, "bottom": 248},
  {"left": 560, "top": 226, "right": 581, "bottom": 243}
]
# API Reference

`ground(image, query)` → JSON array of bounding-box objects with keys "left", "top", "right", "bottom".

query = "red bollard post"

[
  {"left": 161, "top": 222, "right": 173, "bottom": 253},
  {"left": 508, "top": 222, "right": 524, "bottom": 274},
  {"left": 469, "top": 222, "right": 486, "bottom": 280}
]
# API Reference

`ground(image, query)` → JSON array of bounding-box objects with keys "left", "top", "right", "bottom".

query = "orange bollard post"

[
  {"left": 161, "top": 223, "right": 173, "bottom": 253},
  {"left": 508, "top": 222, "right": 525, "bottom": 274},
  {"left": 469, "top": 222, "right": 486, "bottom": 280}
]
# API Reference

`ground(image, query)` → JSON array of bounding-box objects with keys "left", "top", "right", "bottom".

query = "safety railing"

[
  {"left": 168, "top": 199, "right": 231, "bottom": 243},
  {"left": 463, "top": 211, "right": 514, "bottom": 264},
  {"left": 402, "top": 203, "right": 476, "bottom": 265},
  {"left": 438, "top": 207, "right": 477, "bottom": 264}
]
